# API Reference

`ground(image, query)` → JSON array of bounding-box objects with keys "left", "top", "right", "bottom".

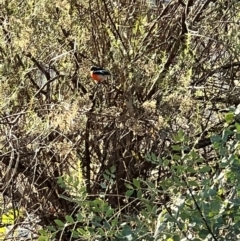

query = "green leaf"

[
  {"left": 118, "top": 224, "right": 134, "bottom": 238},
  {"left": 38, "top": 236, "right": 49, "bottom": 241},
  {"left": 68, "top": 175, "right": 73, "bottom": 183},
  {"left": 76, "top": 213, "right": 83, "bottom": 221},
  {"left": 54, "top": 219, "right": 65, "bottom": 227},
  {"left": 100, "top": 182, "right": 107, "bottom": 189},
  {"left": 190, "top": 215, "right": 203, "bottom": 225},
  {"left": 222, "top": 128, "right": 233, "bottom": 142},
  {"left": 186, "top": 167, "right": 196, "bottom": 173},
  {"left": 173, "top": 154, "right": 181, "bottom": 160},
  {"left": 225, "top": 112, "right": 234, "bottom": 123},
  {"left": 163, "top": 159, "right": 169, "bottom": 166},
  {"left": 73, "top": 179, "right": 79, "bottom": 188},
  {"left": 39, "top": 229, "right": 48, "bottom": 236},
  {"left": 96, "top": 227, "right": 105, "bottom": 235},
  {"left": 173, "top": 176, "right": 181, "bottom": 184},
  {"left": 157, "top": 158, "right": 163, "bottom": 165},
  {"left": 46, "top": 226, "right": 56, "bottom": 232},
  {"left": 77, "top": 228, "right": 87, "bottom": 235},
  {"left": 145, "top": 153, "right": 152, "bottom": 162},
  {"left": 126, "top": 190, "right": 134, "bottom": 197},
  {"left": 103, "top": 173, "right": 109, "bottom": 180},
  {"left": 217, "top": 188, "right": 224, "bottom": 195},
  {"left": 236, "top": 133, "right": 240, "bottom": 140},
  {"left": 208, "top": 187, "right": 217, "bottom": 196},
  {"left": 110, "top": 166, "right": 116, "bottom": 173},
  {"left": 110, "top": 218, "right": 118, "bottom": 228},
  {"left": 105, "top": 170, "right": 111, "bottom": 175},
  {"left": 151, "top": 205, "right": 158, "bottom": 214},
  {"left": 199, "top": 229, "right": 209, "bottom": 239},
  {"left": 235, "top": 123, "right": 240, "bottom": 132},
  {"left": 188, "top": 180, "right": 198, "bottom": 186},
  {"left": 92, "top": 221, "right": 102, "bottom": 227},
  {"left": 133, "top": 179, "right": 140, "bottom": 188},
  {"left": 211, "top": 135, "right": 222, "bottom": 144},
  {"left": 174, "top": 129, "right": 185, "bottom": 142},
  {"left": 71, "top": 230, "right": 79, "bottom": 238},
  {"left": 65, "top": 215, "right": 74, "bottom": 224},
  {"left": 172, "top": 235, "right": 180, "bottom": 241},
  {"left": 103, "top": 221, "right": 111, "bottom": 229},
  {"left": 199, "top": 166, "right": 211, "bottom": 172},
  {"left": 151, "top": 153, "right": 157, "bottom": 162},
  {"left": 196, "top": 158, "right": 204, "bottom": 163},
  {"left": 105, "top": 208, "right": 114, "bottom": 217},
  {"left": 180, "top": 210, "right": 190, "bottom": 221},
  {"left": 189, "top": 149, "right": 198, "bottom": 159},
  {"left": 125, "top": 183, "right": 133, "bottom": 189},
  {"left": 146, "top": 181, "right": 155, "bottom": 188},
  {"left": 137, "top": 189, "right": 142, "bottom": 199},
  {"left": 172, "top": 145, "right": 181, "bottom": 151}
]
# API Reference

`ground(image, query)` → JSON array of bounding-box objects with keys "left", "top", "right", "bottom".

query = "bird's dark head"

[{"left": 90, "top": 66, "right": 102, "bottom": 71}]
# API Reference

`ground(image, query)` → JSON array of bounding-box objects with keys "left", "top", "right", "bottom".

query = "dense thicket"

[{"left": 0, "top": 0, "right": 240, "bottom": 240}]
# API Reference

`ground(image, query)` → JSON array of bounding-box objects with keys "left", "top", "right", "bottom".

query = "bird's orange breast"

[{"left": 90, "top": 72, "right": 106, "bottom": 82}]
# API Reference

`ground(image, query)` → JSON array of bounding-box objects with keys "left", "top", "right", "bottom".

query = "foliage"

[
  {"left": 0, "top": 207, "right": 39, "bottom": 240},
  {"left": 38, "top": 107, "right": 240, "bottom": 240}
]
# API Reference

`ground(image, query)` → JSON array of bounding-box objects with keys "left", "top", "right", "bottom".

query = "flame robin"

[{"left": 90, "top": 66, "right": 111, "bottom": 83}]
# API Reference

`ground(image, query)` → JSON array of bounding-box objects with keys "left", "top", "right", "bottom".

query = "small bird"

[{"left": 90, "top": 66, "right": 111, "bottom": 83}]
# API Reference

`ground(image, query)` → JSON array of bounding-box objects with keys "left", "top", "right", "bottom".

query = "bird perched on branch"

[{"left": 90, "top": 66, "right": 111, "bottom": 83}]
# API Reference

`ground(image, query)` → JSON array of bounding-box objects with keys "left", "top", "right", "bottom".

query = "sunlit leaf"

[
  {"left": 65, "top": 215, "right": 74, "bottom": 224},
  {"left": 199, "top": 166, "right": 211, "bottom": 172},
  {"left": 137, "top": 189, "right": 142, "bottom": 199},
  {"left": 126, "top": 190, "right": 134, "bottom": 197},
  {"left": 54, "top": 219, "right": 65, "bottom": 227},
  {"left": 125, "top": 183, "right": 133, "bottom": 189},
  {"left": 225, "top": 112, "right": 234, "bottom": 123},
  {"left": 133, "top": 179, "right": 140, "bottom": 189}
]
